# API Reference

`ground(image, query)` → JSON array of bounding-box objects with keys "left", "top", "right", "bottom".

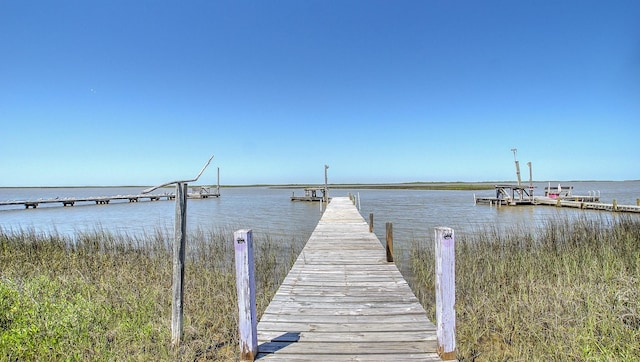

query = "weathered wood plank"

[
  {"left": 261, "top": 306, "right": 427, "bottom": 317},
  {"left": 256, "top": 321, "right": 432, "bottom": 333},
  {"left": 258, "top": 341, "right": 435, "bottom": 354},
  {"left": 257, "top": 353, "right": 443, "bottom": 361},
  {"left": 258, "top": 330, "right": 437, "bottom": 343},
  {"left": 268, "top": 295, "right": 422, "bottom": 304},
  {"left": 256, "top": 196, "right": 440, "bottom": 361}
]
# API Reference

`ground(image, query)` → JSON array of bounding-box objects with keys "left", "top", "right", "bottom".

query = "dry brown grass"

[
  {"left": 0, "top": 227, "right": 305, "bottom": 361},
  {"left": 410, "top": 215, "right": 640, "bottom": 361}
]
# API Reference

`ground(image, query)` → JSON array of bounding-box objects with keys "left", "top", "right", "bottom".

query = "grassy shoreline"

[
  {"left": 0, "top": 228, "right": 305, "bottom": 360},
  {"left": 2, "top": 216, "right": 639, "bottom": 360},
  {"left": 411, "top": 216, "right": 640, "bottom": 361}
]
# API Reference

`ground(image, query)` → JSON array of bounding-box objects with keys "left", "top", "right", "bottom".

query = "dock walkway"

[
  {"left": 0, "top": 190, "right": 219, "bottom": 209},
  {"left": 256, "top": 196, "right": 441, "bottom": 361}
]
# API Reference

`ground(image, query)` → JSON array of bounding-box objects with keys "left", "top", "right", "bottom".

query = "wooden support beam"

[{"left": 385, "top": 222, "right": 394, "bottom": 263}]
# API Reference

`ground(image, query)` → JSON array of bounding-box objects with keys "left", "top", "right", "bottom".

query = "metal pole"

[{"left": 511, "top": 148, "right": 521, "bottom": 186}]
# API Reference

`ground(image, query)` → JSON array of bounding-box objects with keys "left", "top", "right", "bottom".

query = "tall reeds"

[
  {"left": 3, "top": 214, "right": 638, "bottom": 360},
  {"left": 0, "top": 227, "right": 306, "bottom": 360},
  {"left": 410, "top": 215, "right": 640, "bottom": 361}
]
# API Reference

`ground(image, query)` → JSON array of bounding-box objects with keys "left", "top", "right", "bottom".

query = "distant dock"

[
  {"left": 290, "top": 187, "right": 329, "bottom": 202},
  {"left": 474, "top": 184, "right": 640, "bottom": 213},
  {"left": 0, "top": 186, "right": 220, "bottom": 209}
]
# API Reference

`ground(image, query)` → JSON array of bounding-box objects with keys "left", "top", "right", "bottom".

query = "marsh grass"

[
  {"left": 0, "top": 227, "right": 305, "bottom": 361},
  {"left": 410, "top": 215, "right": 640, "bottom": 361}
]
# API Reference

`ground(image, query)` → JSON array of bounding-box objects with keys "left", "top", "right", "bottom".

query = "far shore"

[
  {"left": 0, "top": 183, "right": 497, "bottom": 191},
  {"left": 3, "top": 180, "right": 637, "bottom": 191}
]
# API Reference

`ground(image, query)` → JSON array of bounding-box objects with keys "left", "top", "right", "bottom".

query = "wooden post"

[
  {"left": 171, "top": 182, "right": 188, "bottom": 347},
  {"left": 234, "top": 229, "right": 258, "bottom": 361},
  {"left": 217, "top": 167, "right": 221, "bottom": 195},
  {"left": 369, "top": 213, "right": 374, "bottom": 233},
  {"left": 613, "top": 199, "right": 618, "bottom": 211},
  {"left": 385, "top": 222, "right": 393, "bottom": 263},
  {"left": 435, "top": 227, "right": 456, "bottom": 360},
  {"left": 636, "top": 198, "right": 640, "bottom": 206},
  {"left": 324, "top": 164, "right": 329, "bottom": 203}
]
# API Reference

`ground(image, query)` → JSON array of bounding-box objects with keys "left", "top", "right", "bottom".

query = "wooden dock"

[
  {"left": 256, "top": 197, "right": 441, "bottom": 361},
  {"left": 290, "top": 187, "right": 328, "bottom": 202},
  {"left": 0, "top": 188, "right": 220, "bottom": 209},
  {"left": 534, "top": 196, "right": 640, "bottom": 213},
  {"left": 474, "top": 184, "right": 640, "bottom": 213}
]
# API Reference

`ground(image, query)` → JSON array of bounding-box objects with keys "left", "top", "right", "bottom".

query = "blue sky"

[{"left": 1, "top": 1, "right": 639, "bottom": 186}]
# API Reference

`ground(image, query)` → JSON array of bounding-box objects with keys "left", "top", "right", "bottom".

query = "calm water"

[{"left": 1, "top": 181, "right": 639, "bottom": 252}]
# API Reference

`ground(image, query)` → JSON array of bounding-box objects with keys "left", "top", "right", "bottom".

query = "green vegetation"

[
  {"left": 0, "top": 228, "right": 305, "bottom": 361},
  {"left": 411, "top": 216, "right": 640, "bottom": 361},
  {"left": 3, "top": 214, "right": 639, "bottom": 360}
]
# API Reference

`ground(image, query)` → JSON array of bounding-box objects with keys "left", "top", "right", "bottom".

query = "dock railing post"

[
  {"left": 234, "top": 229, "right": 258, "bottom": 361},
  {"left": 171, "top": 182, "right": 188, "bottom": 347},
  {"left": 369, "top": 213, "right": 374, "bottom": 233},
  {"left": 385, "top": 222, "right": 393, "bottom": 263},
  {"left": 435, "top": 227, "right": 456, "bottom": 360}
]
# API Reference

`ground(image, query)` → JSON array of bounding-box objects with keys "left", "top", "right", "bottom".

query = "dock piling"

[
  {"left": 435, "top": 227, "right": 456, "bottom": 361},
  {"left": 385, "top": 222, "right": 393, "bottom": 263},
  {"left": 234, "top": 229, "right": 258, "bottom": 361},
  {"left": 171, "top": 182, "right": 188, "bottom": 347}
]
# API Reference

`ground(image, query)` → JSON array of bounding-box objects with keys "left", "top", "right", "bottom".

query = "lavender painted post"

[
  {"left": 234, "top": 229, "right": 258, "bottom": 361},
  {"left": 435, "top": 227, "right": 456, "bottom": 360}
]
